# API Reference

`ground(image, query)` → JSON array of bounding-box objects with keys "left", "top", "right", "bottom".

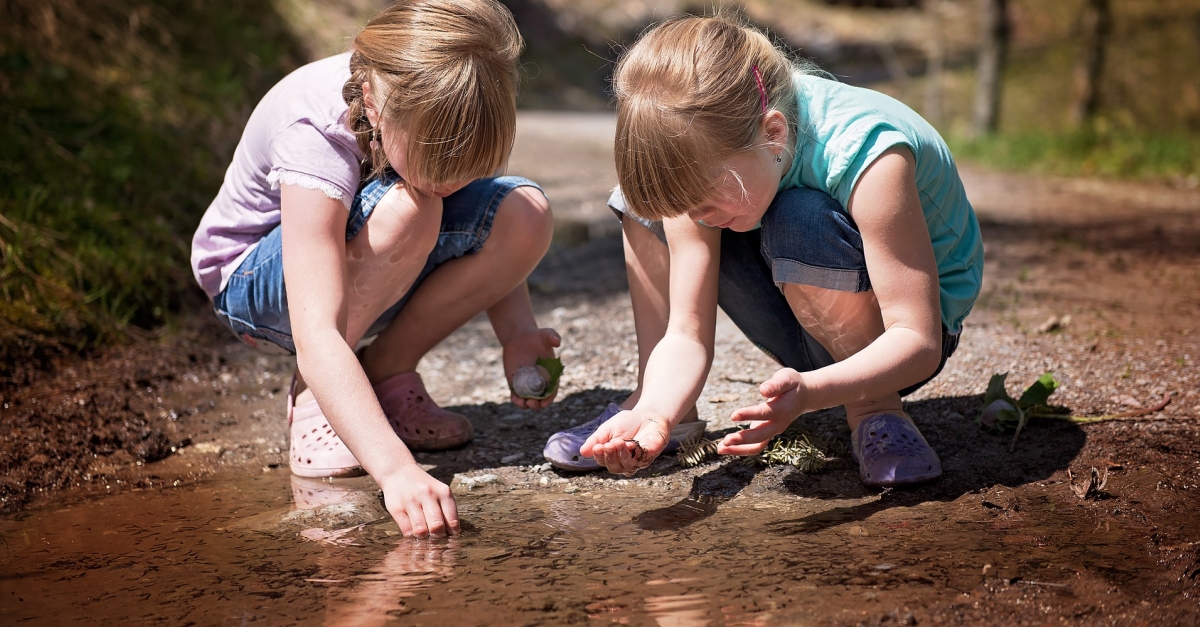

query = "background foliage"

[{"left": 0, "top": 0, "right": 300, "bottom": 378}]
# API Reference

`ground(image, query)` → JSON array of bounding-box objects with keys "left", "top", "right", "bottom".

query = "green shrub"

[{"left": 0, "top": 0, "right": 300, "bottom": 376}]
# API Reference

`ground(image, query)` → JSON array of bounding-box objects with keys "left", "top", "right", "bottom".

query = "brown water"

[{"left": 0, "top": 468, "right": 1174, "bottom": 626}]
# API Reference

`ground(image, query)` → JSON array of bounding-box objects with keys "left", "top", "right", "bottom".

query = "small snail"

[
  {"left": 512, "top": 365, "right": 551, "bottom": 399},
  {"left": 978, "top": 398, "right": 1017, "bottom": 431}
]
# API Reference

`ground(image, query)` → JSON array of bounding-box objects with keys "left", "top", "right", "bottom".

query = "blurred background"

[{"left": 2, "top": 0, "right": 1198, "bottom": 376}]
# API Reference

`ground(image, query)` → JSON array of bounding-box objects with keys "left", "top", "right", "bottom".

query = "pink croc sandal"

[
  {"left": 373, "top": 372, "right": 473, "bottom": 451},
  {"left": 288, "top": 376, "right": 366, "bottom": 478}
]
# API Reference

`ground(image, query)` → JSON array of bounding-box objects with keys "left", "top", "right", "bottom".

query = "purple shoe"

[
  {"left": 851, "top": 413, "right": 942, "bottom": 487},
  {"left": 543, "top": 403, "right": 622, "bottom": 470},
  {"left": 543, "top": 403, "right": 707, "bottom": 471}
]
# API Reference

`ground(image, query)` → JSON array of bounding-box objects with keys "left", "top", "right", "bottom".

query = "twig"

[
  {"left": 1029, "top": 392, "right": 1175, "bottom": 425},
  {"left": 1016, "top": 580, "right": 1068, "bottom": 588}
]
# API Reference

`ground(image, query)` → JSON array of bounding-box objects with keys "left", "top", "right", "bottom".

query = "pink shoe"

[
  {"left": 373, "top": 372, "right": 474, "bottom": 451},
  {"left": 288, "top": 376, "right": 366, "bottom": 478}
]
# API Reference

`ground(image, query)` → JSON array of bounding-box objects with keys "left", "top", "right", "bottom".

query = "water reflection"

[
  {"left": 289, "top": 476, "right": 460, "bottom": 626},
  {"left": 0, "top": 471, "right": 1177, "bottom": 625},
  {"left": 644, "top": 592, "right": 712, "bottom": 626}
]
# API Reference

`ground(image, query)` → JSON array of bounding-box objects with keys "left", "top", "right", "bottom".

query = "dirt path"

[{"left": 2, "top": 112, "right": 1198, "bottom": 624}]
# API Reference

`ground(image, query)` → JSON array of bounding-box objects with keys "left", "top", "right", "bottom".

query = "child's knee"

[
  {"left": 498, "top": 186, "right": 553, "bottom": 252},
  {"left": 369, "top": 188, "right": 442, "bottom": 258}
]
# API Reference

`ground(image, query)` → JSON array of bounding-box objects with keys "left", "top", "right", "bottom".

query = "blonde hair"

[
  {"left": 342, "top": 0, "right": 522, "bottom": 188},
  {"left": 614, "top": 14, "right": 807, "bottom": 221}
]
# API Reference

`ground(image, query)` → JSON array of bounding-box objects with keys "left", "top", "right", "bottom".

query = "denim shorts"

[
  {"left": 608, "top": 186, "right": 959, "bottom": 397},
  {"left": 212, "top": 174, "right": 542, "bottom": 354}
]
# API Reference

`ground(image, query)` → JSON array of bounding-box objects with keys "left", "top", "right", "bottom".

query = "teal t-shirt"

[{"left": 778, "top": 73, "right": 984, "bottom": 334}]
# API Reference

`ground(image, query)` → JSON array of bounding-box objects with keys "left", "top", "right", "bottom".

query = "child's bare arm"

[
  {"left": 280, "top": 184, "right": 458, "bottom": 537},
  {"left": 581, "top": 217, "right": 721, "bottom": 474},
  {"left": 724, "top": 146, "right": 941, "bottom": 448}
]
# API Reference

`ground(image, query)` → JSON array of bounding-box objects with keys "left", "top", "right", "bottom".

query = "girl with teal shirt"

[{"left": 543, "top": 13, "right": 983, "bottom": 487}]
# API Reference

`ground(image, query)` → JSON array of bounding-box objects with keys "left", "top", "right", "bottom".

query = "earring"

[
  {"left": 776, "top": 155, "right": 782, "bottom": 163},
  {"left": 369, "top": 128, "right": 380, "bottom": 151}
]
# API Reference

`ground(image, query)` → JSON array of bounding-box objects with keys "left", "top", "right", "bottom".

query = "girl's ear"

[
  {"left": 763, "top": 109, "right": 789, "bottom": 152},
  {"left": 362, "top": 81, "right": 379, "bottom": 128}
]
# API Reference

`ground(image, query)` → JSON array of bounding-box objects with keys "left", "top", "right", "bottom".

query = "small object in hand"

[
  {"left": 512, "top": 365, "right": 550, "bottom": 398},
  {"left": 511, "top": 356, "right": 564, "bottom": 400}
]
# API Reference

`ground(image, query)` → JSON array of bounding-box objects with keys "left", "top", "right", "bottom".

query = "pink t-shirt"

[{"left": 190, "top": 53, "right": 363, "bottom": 298}]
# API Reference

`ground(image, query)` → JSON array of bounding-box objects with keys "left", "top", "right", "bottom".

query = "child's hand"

[
  {"left": 718, "top": 368, "right": 808, "bottom": 455},
  {"left": 502, "top": 328, "right": 561, "bottom": 410},
  {"left": 379, "top": 464, "right": 459, "bottom": 538},
  {"left": 581, "top": 409, "right": 671, "bottom": 476}
]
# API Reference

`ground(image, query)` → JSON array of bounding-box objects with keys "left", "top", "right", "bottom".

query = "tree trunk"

[
  {"left": 1069, "top": 0, "right": 1111, "bottom": 127},
  {"left": 924, "top": 0, "right": 946, "bottom": 126},
  {"left": 972, "top": 0, "right": 1009, "bottom": 136}
]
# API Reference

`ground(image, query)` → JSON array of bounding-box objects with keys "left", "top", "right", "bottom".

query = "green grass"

[
  {"left": 947, "top": 127, "right": 1200, "bottom": 181},
  {"left": 0, "top": 0, "right": 300, "bottom": 376}
]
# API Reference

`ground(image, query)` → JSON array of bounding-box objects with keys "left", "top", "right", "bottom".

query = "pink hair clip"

[{"left": 753, "top": 64, "right": 767, "bottom": 113}]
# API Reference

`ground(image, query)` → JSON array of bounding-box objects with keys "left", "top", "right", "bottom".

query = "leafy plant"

[
  {"left": 676, "top": 426, "right": 839, "bottom": 472},
  {"left": 979, "top": 372, "right": 1073, "bottom": 451}
]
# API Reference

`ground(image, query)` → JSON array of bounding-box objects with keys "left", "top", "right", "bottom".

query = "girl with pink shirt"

[{"left": 190, "top": 0, "right": 558, "bottom": 537}]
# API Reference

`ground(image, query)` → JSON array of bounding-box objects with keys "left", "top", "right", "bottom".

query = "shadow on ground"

[{"left": 632, "top": 393, "right": 1086, "bottom": 533}]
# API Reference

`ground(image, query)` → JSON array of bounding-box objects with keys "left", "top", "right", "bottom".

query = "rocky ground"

[{"left": 2, "top": 112, "right": 1198, "bottom": 623}]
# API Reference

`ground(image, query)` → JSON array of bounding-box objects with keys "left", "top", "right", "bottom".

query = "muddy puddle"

[{"left": 0, "top": 466, "right": 1175, "bottom": 626}]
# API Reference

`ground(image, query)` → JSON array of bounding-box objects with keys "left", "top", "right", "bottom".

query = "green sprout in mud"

[
  {"left": 978, "top": 371, "right": 1173, "bottom": 452},
  {"left": 749, "top": 436, "right": 831, "bottom": 472},
  {"left": 979, "top": 372, "right": 1063, "bottom": 452},
  {"left": 677, "top": 438, "right": 720, "bottom": 468},
  {"left": 677, "top": 428, "right": 838, "bottom": 472}
]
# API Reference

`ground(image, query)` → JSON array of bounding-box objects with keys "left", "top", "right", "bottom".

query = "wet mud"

[{"left": 2, "top": 465, "right": 1197, "bottom": 625}]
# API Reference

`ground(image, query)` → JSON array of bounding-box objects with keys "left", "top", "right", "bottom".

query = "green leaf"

[
  {"left": 537, "top": 355, "right": 563, "bottom": 382},
  {"left": 526, "top": 355, "right": 563, "bottom": 400},
  {"left": 1017, "top": 372, "right": 1059, "bottom": 409},
  {"left": 982, "top": 372, "right": 1017, "bottom": 408}
]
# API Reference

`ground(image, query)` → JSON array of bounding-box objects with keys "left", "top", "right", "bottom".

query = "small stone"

[
  {"left": 539, "top": 476, "right": 550, "bottom": 486},
  {"left": 456, "top": 473, "right": 500, "bottom": 491},
  {"left": 1036, "top": 316, "right": 1064, "bottom": 334},
  {"left": 191, "top": 442, "right": 223, "bottom": 455},
  {"left": 564, "top": 485, "right": 579, "bottom": 493},
  {"left": 500, "top": 453, "right": 524, "bottom": 464}
]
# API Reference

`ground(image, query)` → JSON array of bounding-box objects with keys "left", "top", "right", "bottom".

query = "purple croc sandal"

[
  {"left": 543, "top": 403, "right": 707, "bottom": 471},
  {"left": 851, "top": 413, "right": 942, "bottom": 487}
]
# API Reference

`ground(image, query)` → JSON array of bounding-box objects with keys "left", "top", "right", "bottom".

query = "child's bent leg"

[
  {"left": 760, "top": 187, "right": 941, "bottom": 486},
  {"left": 779, "top": 283, "right": 903, "bottom": 431},
  {"left": 359, "top": 184, "right": 553, "bottom": 382}
]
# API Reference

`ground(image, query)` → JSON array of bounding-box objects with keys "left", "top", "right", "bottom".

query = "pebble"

[
  {"left": 500, "top": 453, "right": 524, "bottom": 464},
  {"left": 457, "top": 473, "right": 500, "bottom": 491}
]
